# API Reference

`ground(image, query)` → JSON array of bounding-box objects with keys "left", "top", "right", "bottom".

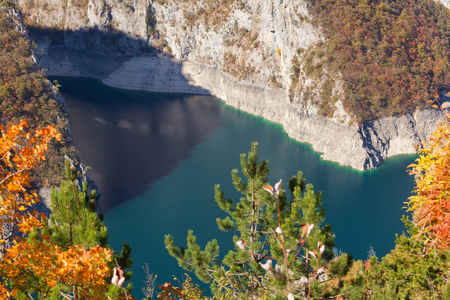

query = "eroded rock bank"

[{"left": 36, "top": 42, "right": 445, "bottom": 171}]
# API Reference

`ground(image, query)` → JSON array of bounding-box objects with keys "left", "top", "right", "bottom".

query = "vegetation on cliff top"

[
  {"left": 0, "top": 7, "right": 78, "bottom": 186},
  {"left": 292, "top": 0, "right": 450, "bottom": 122},
  {"left": 13, "top": 0, "right": 450, "bottom": 123}
]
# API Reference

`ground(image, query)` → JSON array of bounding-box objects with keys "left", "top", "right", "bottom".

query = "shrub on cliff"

[{"left": 0, "top": 7, "right": 78, "bottom": 186}]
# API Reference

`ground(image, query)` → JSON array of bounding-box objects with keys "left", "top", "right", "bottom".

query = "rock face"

[
  {"left": 17, "top": 0, "right": 449, "bottom": 170},
  {"left": 18, "top": 0, "right": 149, "bottom": 55},
  {"left": 438, "top": 0, "right": 450, "bottom": 8}
]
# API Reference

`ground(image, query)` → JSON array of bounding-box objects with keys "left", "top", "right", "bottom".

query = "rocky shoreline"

[{"left": 37, "top": 41, "right": 446, "bottom": 171}]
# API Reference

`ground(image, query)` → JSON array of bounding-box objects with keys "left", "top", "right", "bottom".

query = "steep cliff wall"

[
  {"left": 18, "top": 0, "right": 149, "bottom": 55},
  {"left": 17, "top": 0, "right": 449, "bottom": 170}
]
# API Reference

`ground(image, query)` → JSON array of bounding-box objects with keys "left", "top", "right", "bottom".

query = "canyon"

[{"left": 17, "top": 0, "right": 450, "bottom": 170}]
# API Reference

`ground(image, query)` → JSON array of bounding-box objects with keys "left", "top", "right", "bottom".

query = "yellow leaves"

[
  {"left": 0, "top": 121, "right": 60, "bottom": 241},
  {"left": 158, "top": 282, "right": 184, "bottom": 300},
  {"left": 407, "top": 115, "right": 450, "bottom": 250},
  {"left": 2, "top": 233, "right": 112, "bottom": 296},
  {"left": 17, "top": 211, "right": 44, "bottom": 235},
  {"left": 157, "top": 275, "right": 212, "bottom": 300},
  {"left": 0, "top": 284, "right": 10, "bottom": 298},
  {"left": 53, "top": 244, "right": 112, "bottom": 288}
]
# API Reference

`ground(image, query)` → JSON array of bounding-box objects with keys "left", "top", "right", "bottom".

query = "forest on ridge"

[{"left": 291, "top": 0, "right": 450, "bottom": 122}]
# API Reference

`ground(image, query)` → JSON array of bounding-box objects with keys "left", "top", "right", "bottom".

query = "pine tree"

[
  {"left": 46, "top": 159, "right": 135, "bottom": 297},
  {"left": 46, "top": 159, "right": 108, "bottom": 249},
  {"left": 165, "top": 142, "right": 352, "bottom": 299},
  {"left": 113, "top": 242, "right": 134, "bottom": 288}
]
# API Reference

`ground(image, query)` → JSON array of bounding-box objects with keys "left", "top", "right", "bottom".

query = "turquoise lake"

[{"left": 55, "top": 77, "right": 416, "bottom": 297}]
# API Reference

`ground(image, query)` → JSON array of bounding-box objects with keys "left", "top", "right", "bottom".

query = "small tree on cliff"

[
  {"left": 165, "top": 142, "right": 352, "bottom": 299},
  {"left": 46, "top": 159, "right": 135, "bottom": 297},
  {"left": 47, "top": 159, "right": 108, "bottom": 249}
]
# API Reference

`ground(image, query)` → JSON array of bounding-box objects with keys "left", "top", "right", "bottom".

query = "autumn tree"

[
  {"left": 154, "top": 275, "right": 212, "bottom": 300},
  {"left": 165, "top": 142, "right": 352, "bottom": 299},
  {"left": 44, "top": 159, "right": 135, "bottom": 298},
  {"left": 0, "top": 121, "right": 112, "bottom": 299},
  {"left": 0, "top": 120, "right": 60, "bottom": 254},
  {"left": 407, "top": 114, "right": 450, "bottom": 250},
  {"left": 0, "top": 6, "right": 78, "bottom": 186}
]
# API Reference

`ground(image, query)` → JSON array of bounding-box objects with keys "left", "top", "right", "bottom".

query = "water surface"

[{"left": 56, "top": 77, "right": 416, "bottom": 297}]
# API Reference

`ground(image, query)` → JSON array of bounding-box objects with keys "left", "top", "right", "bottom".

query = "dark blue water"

[{"left": 56, "top": 77, "right": 416, "bottom": 297}]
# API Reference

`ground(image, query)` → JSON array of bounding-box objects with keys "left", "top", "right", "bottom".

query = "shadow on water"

[
  {"left": 53, "top": 77, "right": 222, "bottom": 212},
  {"left": 27, "top": 24, "right": 219, "bottom": 212}
]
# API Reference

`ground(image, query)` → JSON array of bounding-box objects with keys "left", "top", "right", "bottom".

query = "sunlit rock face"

[{"left": 437, "top": 0, "right": 449, "bottom": 8}]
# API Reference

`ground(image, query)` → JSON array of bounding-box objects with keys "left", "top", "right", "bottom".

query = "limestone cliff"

[{"left": 16, "top": 0, "right": 449, "bottom": 170}]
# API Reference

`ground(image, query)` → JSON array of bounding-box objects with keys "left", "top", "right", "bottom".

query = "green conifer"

[
  {"left": 46, "top": 160, "right": 108, "bottom": 249},
  {"left": 46, "top": 160, "right": 134, "bottom": 296},
  {"left": 165, "top": 142, "right": 352, "bottom": 299}
]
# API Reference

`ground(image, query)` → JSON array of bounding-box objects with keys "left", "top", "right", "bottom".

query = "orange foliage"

[
  {"left": 0, "top": 120, "right": 60, "bottom": 247},
  {"left": 408, "top": 115, "right": 450, "bottom": 250},
  {"left": 156, "top": 277, "right": 212, "bottom": 300},
  {"left": 0, "top": 121, "right": 112, "bottom": 298},
  {"left": 2, "top": 241, "right": 111, "bottom": 299}
]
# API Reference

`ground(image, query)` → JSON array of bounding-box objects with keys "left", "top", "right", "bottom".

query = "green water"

[{"left": 55, "top": 77, "right": 416, "bottom": 297}]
